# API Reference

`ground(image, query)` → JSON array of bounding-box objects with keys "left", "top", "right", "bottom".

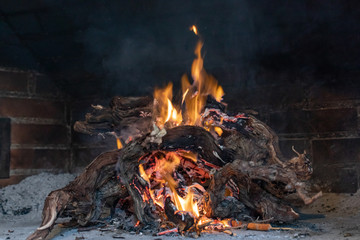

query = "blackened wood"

[
  {"left": 115, "top": 134, "right": 160, "bottom": 227},
  {"left": 161, "top": 126, "right": 234, "bottom": 167},
  {"left": 27, "top": 150, "right": 128, "bottom": 240},
  {"left": 208, "top": 158, "right": 321, "bottom": 222},
  {"left": 74, "top": 96, "right": 153, "bottom": 138},
  {"left": 164, "top": 197, "right": 195, "bottom": 232}
]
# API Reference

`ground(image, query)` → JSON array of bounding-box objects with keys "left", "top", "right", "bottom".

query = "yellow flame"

[
  {"left": 180, "top": 40, "right": 224, "bottom": 125},
  {"left": 139, "top": 152, "right": 200, "bottom": 217},
  {"left": 190, "top": 25, "right": 198, "bottom": 35},
  {"left": 139, "top": 164, "right": 150, "bottom": 183},
  {"left": 116, "top": 138, "right": 123, "bottom": 149},
  {"left": 153, "top": 83, "right": 182, "bottom": 127},
  {"left": 153, "top": 25, "right": 224, "bottom": 128},
  {"left": 214, "top": 127, "right": 223, "bottom": 136},
  {"left": 170, "top": 185, "right": 200, "bottom": 218}
]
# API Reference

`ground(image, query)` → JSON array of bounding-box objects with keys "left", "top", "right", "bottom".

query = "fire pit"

[{"left": 27, "top": 26, "right": 322, "bottom": 240}]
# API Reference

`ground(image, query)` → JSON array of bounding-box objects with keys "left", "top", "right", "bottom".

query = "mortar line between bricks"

[{"left": 10, "top": 144, "right": 70, "bottom": 150}]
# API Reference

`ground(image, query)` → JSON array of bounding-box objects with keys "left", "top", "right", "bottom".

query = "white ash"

[{"left": 0, "top": 172, "right": 76, "bottom": 220}]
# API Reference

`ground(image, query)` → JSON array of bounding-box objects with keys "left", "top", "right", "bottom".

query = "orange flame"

[
  {"left": 214, "top": 127, "right": 223, "bottom": 136},
  {"left": 153, "top": 83, "right": 182, "bottom": 127},
  {"left": 139, "top": 152, "right": 200, "bottom": 217},
  {"left": 153, "top": 28, "right": 224, "bottom": 127},
  {"left": 181, "top": 41, "right": 224, "bottom": 125},
  {"left": 116, "top": 137, "right": 123, "bottom": 149},
  {"left": 190, "top": 25, "right": 198, "bottom": 35}
]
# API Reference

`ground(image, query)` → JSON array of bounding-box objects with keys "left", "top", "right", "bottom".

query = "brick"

[
  {"left": 11, "top": 124, "right": 68, "bottom": 145},
  {"left": 269, "top": 108, "right": 357, "bottom": 134},
  {"left": 10, "top": 149, "right": 70, "bottom": 169},
  {"left": 308, "top": 84, "right": 360, "bottom": 103},
  {"left": 313, "top": 166, "right": 358, "bottom": 193},
  {"left": 35, "top": 75, "right": 61, "bottom": 97},
  {"left": 72, "top": 147, "right": 111, "bottom": 168},
  {"left": 0, "top": 71, "right": 28, "bottom": 92},
  {"left": 0, "top": 118, "right": 11, "bottom": 178},
  {"left": 312, "top": 138, "right": 360, "bottom": 167},
  {"left": 0, "top": 97, "right": 64, "bottom": 119}
]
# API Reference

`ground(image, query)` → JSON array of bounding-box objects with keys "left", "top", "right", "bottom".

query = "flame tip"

[{"left": 190, "top": 25, "right": 198, "bottom": 35}]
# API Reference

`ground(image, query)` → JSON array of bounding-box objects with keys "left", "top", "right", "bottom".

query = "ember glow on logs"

[
  {"left": 28, "top": 25, "right": 322, "bottom": 240},
  {"left": 138, "top": 26, "right": 230, "bottom": 233}
]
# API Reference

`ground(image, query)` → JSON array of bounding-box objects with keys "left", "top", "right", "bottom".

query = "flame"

[
  {"left": 139, "top": 152, "right": 200, "bottom": 217},
  {"left": 190, "top": 25, "right": 198, "bottom": 35},
  {"left": 153, "top": 83, "right": 182, "bottom": 127},
  {"left": 153, "top": 25, "right": 224, "bottom": 128},
  {"left": 134, "top": 220, "right": 140, "bottom": 227},
  {"left": 181, "top": 41, "right": 224, "bottom": 125},
  {"left": 214, "top": 127, "right": 223, "bottom": 136},
  {"left": 171, "top": 186, "right": 200, "bottom": 218},
  {"left": 145, "top": 25, "right": 229, "bottom": 227},
  {"left": 154, "top": 40, "right": 224, "bottom": 127},
  {"left": 116, "top": 137, "right": 123, "bottom": 149}
]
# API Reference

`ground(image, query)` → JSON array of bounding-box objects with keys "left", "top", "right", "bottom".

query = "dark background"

[{"left": 0, "top": 0, "right": 359, "bottom": 192}]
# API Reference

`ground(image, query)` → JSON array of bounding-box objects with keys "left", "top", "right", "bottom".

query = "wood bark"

[{"left": 28, "top": 96, "right": 321, "bottom": 239}]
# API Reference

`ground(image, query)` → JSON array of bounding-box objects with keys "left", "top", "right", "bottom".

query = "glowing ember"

[
  {"left": 142, "top": 25, "right": 230, "bottom": 233},
  {"left": 139, "top": 152, "right": 201, "bottom": 218}
]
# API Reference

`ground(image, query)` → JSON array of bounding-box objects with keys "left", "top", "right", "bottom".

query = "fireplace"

[{"left": 0, "top": 1, "right": 360, "bottom": 239}]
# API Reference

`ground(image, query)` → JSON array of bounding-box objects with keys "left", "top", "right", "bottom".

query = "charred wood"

[
  {"left": 27, "top": 150, "right": 128, "bottom": 240},
  {"left": 164, "top": 197, "right": 195, "bottom": 233}
]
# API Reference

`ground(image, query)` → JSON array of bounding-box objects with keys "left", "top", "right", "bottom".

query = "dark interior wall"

[
  {"left": 0, "top": 68, "right": 70, "bottom": 187},
  {"left": 0, "top": 0, "right": 359, "bottom": 192}
]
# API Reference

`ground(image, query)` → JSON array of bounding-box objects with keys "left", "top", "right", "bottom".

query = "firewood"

[
  {"left": 27, "top": 150, "right": 128, "bottom": 240},
  {"left": 164, "top": 197, "right": 195, "bottom": 233},
  {"left": 29, "top": 95, "right": 321, "bottom": 239}
]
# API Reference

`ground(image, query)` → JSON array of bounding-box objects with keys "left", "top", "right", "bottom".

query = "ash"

[{"left": 0, "top": 172, "right": 76, "bottom": 220}]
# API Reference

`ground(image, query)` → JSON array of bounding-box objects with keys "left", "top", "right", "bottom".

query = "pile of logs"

[{"left": 27, "top": 96, "right": 322, "bottom": 240}]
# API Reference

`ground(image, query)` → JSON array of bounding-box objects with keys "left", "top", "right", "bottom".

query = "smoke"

[{"left": 73, "top": 0, "right": 359, "bottom": 102}]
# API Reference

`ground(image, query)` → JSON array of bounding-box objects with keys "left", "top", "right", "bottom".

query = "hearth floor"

[
  {"left": 0, "top": 212, "right": 359, "bottom": 240},
  {"left": 1, "top": 173, "right": 359, "bottom": 240}
]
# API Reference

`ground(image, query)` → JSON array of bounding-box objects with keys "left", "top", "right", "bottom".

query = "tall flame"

[
  {"left": 181, "top": 40, "right": 224, "bottom": 125},
  {"left": 153, "top": 26, "right": 224, "bottom": 127}
]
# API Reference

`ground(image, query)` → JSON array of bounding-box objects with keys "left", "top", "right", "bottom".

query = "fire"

[
  {"left": 154, "top": 27, "right": 224, "bottom": 127},
  {"left": 116, "top": 137, "right": 123, "bottom": 149},
  {"left": 153, "top": 83, "right": 182, "bottom": 127},
  {"left": 190, "top": 25, "right": 198, "bottom": 35},
  {"left": 139, "top": 26, "right": 230, "bottom": 233},
  {"left": 214, "top": 126, "right": 223, "bottom": 136},
  {"left": 139, "top": 152, "right": 200, "bottom": 218}
]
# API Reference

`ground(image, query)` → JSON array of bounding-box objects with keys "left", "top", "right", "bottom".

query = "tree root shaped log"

[{"left": 27, "top": 150, "right": 128, "bottom": 240}]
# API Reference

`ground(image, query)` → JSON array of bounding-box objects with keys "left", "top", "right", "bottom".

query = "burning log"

[
  {"left": 28, "top": 26, "right": 321, "bottom": 239},
  {"left": 27, "top": 150, "right": 128, "bottom": 240},
  {"left": 164, "top": 197, "right": 195, "bottom": 233},
  {"left": 29, "top": 107, "right": 321, "bottom": 239}
]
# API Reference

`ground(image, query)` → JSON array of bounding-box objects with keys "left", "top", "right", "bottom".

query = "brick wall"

[
  {"left": 0, "top": 67, "right": 70, "bottom": 187},
  {"left": 233, "top": 89, "right": 360, "bottom": 193}
]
